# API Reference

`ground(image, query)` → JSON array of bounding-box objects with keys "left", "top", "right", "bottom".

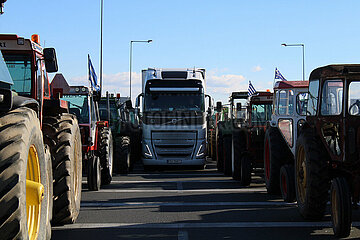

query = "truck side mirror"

[
  {"left": 125, "top": 99, "right": 133, "bottom": 109},
  {"left": 43, "top": 48, "right": 58, "bottom": 73},
  {"left": 236, "top": 102, "right": 242, "bottom": 111},
  {"left": 216, "top": 101, "right": 222, "bottom": 112},
  {"left": 135, "top": 93, "right": 144, "bottom": 108}
]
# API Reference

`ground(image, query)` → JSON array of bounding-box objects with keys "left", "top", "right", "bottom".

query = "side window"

[
  {"left": 43, "top": 71, "right": 50, "bottom": 97},
  {"left": 296, "top": 93, "right": 308, "bottom": 116},
  {"left": 307, "top": 80, "right": 319, "bottom": 116},
  {"left": 321, "top": 80, "right": 343, "bottom": 116},
  {"left": 349, "top": 81, "right": 360, "bottom": 115},
  {"left": 90, "top": 97, "right": 97, "bottom": 124},
  {"left": 278, "top": 90, "right": 294, "bottom": 115}
]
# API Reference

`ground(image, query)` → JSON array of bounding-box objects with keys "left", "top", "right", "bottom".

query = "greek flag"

[
  {"left": 248, "top": 81, "right": 256, "bottom": 97},
  {"left": 274, "top": 68, "right": 287, "bottom": 81},
  {"left": 88, "top": 54, "right": 100, "bottom": 91}
]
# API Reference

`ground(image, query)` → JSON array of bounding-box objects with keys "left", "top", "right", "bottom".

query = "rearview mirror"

[
  {"left": 125, "top": 99, "right": 133, "bottom": 109},
  {"left": 43, "top": 48, "right": 58, "bottom": 73},
  {"left": 216, "top": 101, "right": 222, "bottom": 112},
  {"left": 236, "top": 102, "right": 242, "bottom": 111}
]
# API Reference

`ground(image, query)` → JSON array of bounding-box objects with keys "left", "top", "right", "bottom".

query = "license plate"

[{"left": 167, "top": 159, "right": 182, "bottom": 164}]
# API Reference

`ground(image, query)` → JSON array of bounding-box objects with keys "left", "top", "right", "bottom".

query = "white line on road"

[
  {"left": 87, "top": 188, "right": 266, "bottom": 193},
  {"left": 80, "top": 201, "right": 296, "bottom": 208},
  {"left": 53, "top": 221, "right": 360, "bottom": 230}
]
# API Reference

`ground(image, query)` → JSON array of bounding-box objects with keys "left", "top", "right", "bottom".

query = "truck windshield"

[
  {"left": 61, "top": 95, "right": 89, "bottom": 123},
  {"left": 3, "top": 53, "right": 32, "bottom": 96},
  {"left": 144, "top": 92, "right": 205, "bottom": 112},
  {"left": 251, "top": 103, "right": 272, "bottom": 125}
]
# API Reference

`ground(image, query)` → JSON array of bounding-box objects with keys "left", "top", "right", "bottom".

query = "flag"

[
  {"left": 88, "top": 54, "right": 100, "bottom": 91},
  {"left": 274, "top": 68, "right": 287, "bottom": 81},
  {"left": 248, "top": 81, "right": 256, "bottom": 97}
]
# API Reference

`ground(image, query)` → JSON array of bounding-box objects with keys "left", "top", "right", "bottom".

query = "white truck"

[{"left": 135, "top": 68, "right": 210, "bottom": 169}]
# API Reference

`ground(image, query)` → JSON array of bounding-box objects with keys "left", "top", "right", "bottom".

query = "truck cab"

[{"left": 136, "top": 68, "right": 208, "bottom": 168}]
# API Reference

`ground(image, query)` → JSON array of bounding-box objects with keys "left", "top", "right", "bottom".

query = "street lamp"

[
  {"left": 129, "top": 40, "right": 152, "bottom": 98},
  {"left": 281, "top": 43, "right": 305, "bottom": 81}
]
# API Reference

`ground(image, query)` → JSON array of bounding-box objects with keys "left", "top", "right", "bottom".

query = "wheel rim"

[
  {"left": 296, "top": 145, "right": 307, "bottom": 203},
  {"left": 264, "top": 139, "right": 270, "bottom": 180},
  {"left": 331, "top": 184, "right": 339, "bottom": 228},
  {"left": 26, "top": 145, "right": 43, "bottom": 240}
]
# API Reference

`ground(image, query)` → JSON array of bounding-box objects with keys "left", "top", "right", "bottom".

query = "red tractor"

[
  {"left": 55, "top": 84, "right": 113, "bottom": 191},
  {"left": 295, "top": 65, "right": 360, "bottom": 237},
  {"left": 0, "top": 34, "right": 82, "bottom": 239}
]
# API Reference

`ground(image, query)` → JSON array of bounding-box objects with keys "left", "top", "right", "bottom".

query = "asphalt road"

[{"left": 52, "top": 159, "right": 360, "bottom": 240}]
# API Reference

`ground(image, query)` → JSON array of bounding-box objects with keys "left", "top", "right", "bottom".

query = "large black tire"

[
  {"left": 44, "top": 145, "right": 53, "bottom": 239},
  {"left": 264, "top": 127, "right": 285, "bottom": 194},
  {"left": 295, "top": 128, "right": 330, "bottom": 220},
  {"left": 232, "top": 130, "right": 252, "bottom": 186},
  {"left": 223, "top": 135, "right": 232, "bottom": 176},
  {"left": 280, "top": 164, "right": 296, "bottom": 203},
  {"left": 210, "top": 130, "right": 216, "bottom": 161},
  {"left": 0, "top": 107, "right": 51, "bottom": 240},
  {"left": 118, "top": 136, "right": 131, "bottom": 174},
  {"left": 87, "top": 155, "right": 101, "bottom": 191},
  {"left": 216, "top": 131, "right": 224, "bottom": 172},
  {"left": 239, "top": 155, "right": 252, "bottom": 186},
  {"left": 43, "top": 113, "right": 82, "bottom": 225},
  {"left": 99, "top": 127, "right": 113, "bottom": 185},
  {"left": 331, "top": 177, "right": 352, "bottom": 238}
]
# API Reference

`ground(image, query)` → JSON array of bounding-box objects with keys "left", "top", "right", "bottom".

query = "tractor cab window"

[
  {"left": 3, "top": 53, "right": 32, "bottom": 96},
  {"left": 307, "top": 80, "right": 319, "bottom": 116},
  {"left": 61, "top": 95, "right": 89, "bottom": 123},
  {"left": 278, "top": 90, "right": 294, "bottom": 115},
  {"left": 321, "top": 80, "right": 343, "bottom": 116},
  {"left": 296, "top": 93, "right": 308, "bottom": 116},
  {"left": 251, "top": 104, "right": 272, "bottom": 125},
  {"left": 349, "top": 81, "right": 360, "bottom": 115}
]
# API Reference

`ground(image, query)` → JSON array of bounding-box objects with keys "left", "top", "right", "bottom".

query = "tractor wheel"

[
  {"left": 239, "top": 155, "right": 252, "bottom": 186},
  {"left": 280, "top": 164, "right": 296, "bottom": 203},
  {"left": 211, "top": 130, "right": 216, "bottom": 161},
  {"left": 223, "top": 135, "right": 232, "bottom": 176},
  {"left": 331, "top": 177, "right": 352, "bottom": 238},
  {"left": 216, "top": 132, "right": 224, "bottom": 172},
  {"left": 87, "top": 156, "right": 101, "bottom": 191},
  {"left": 264, "top": 127, "right": 283, "bottom": 194},
  {"left": 295, "top": 128, "right": 330, "bottom": 220},
  {"left": 44, "top": 145, "right": 53, "bottom": 239},
  {"left": 118, "top": 136, "right": 131, "bottom": 174},
  {"left": 99, "top": 127, "right": 113, "bottom": 185},
  {"left": 42, "top": 113, "right": 82, "bottom": 225},
  {"left": 0, "top": 107, "right": 50, "bottom": 240}
]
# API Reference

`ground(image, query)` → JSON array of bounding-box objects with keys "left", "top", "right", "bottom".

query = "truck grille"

[{"left": 151, "top": 131, "right": 197, "bottom": 159}]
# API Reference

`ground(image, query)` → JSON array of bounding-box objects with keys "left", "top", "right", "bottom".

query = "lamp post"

[
  {"left": 100, "top": 0, "right": 104, "bottom": 95},
  {"left": 129, "top": 40, "right": 152, "bottom": 98},
  {"left": 281, "top": 43, "right": 305, "bottom": 81}
]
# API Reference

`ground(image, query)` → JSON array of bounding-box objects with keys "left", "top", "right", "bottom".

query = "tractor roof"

[
  {"left": 274, "top": 80, "right": 309, "bottom": 90},
  {"left": 309, "top": 64, "right": 360, "bottom": 80}
]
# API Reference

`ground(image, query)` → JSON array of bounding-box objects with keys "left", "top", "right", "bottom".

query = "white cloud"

[{"left": 252, "top": 65, "right": 262, "bottom": 72}]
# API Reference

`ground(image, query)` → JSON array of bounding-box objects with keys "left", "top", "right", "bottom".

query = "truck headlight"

[{"left": 144, "top": 144, "right": 153, "bottom": 158}]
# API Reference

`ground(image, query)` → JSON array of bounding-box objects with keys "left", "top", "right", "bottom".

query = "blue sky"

[{"left": 1, "top": 0, "right": 360, "bottom": 103}]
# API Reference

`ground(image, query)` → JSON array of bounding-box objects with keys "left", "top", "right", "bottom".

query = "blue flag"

[
  {"left": 88, "top": 54, "right": 100, "bottom": 91},
  {"left": 274, "top": 68, "right": 287, "bottom": 81},
  {"left": 248, "top": 81, "right": 256, "bottom": 97}
]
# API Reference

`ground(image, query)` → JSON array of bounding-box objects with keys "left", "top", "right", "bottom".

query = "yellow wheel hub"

[{"left": 26, "top": 145, "right": 44, "bottom": 240}]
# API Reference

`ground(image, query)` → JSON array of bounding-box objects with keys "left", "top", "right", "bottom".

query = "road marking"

[
  {"left": 53, "top": 221, "right": 360, "bottom": 230},
  {"left": 80, "top": 201, "right": 296, "bottom": 207},
  {"left": 178, "top": 230, "right": 189, "bottom": 240},
  {"left": 87, "top": 188, "right": 266, "bottom": 193},
  {"left": 82, "top": 180, "right": 238, "bottom": 184}
]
